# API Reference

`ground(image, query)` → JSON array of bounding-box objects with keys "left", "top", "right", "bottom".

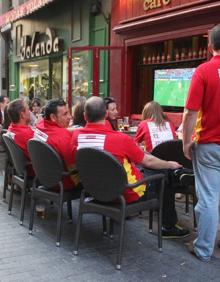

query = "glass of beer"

[
  {"left": 123, "top": 116, "right": 129, "bottom": 131},
  {"left": 117, "top": 119, "right": 124, "bottom": 131}
]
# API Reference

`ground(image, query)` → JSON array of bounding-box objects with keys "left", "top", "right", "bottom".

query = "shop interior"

[
  {"left": 132, "top": 34, "right": 208, "bottom": 114},
  {"left": 20, "top": 57, "right": 63, "bottom": 104}
]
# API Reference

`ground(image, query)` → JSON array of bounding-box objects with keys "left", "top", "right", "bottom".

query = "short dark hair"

[
  {"left": 44, "top": 98, "right": 66, "bottom": 120},
  {"left": 210, "top": 25, "right": 220, "bottom": 51},
  {"left": 85, "top": 97, "right": 106, "bottom": 122},
  {"left": 103, "top": 97, "right": 116, "bottom": 109},
  {"left": 7, "top": 99, "right": 25, "bottom": 123},
  {"left": 0, "top": 95, "right": 8, "bottom": 104}
]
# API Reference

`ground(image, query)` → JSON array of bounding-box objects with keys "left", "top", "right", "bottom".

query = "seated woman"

[
  {"left": 30, "top": 98, "right": 42, "bottom": 126},
  {"left": 72, "top": 100, "right": 86, "bottom": 128},
  {"left": 135, "top": 101, "right": 176, "bottom": 152},
  {"left": 104, "top": 97, "right": 118, "bottom": 130}
]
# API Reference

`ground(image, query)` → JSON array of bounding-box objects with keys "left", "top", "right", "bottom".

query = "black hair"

[
  {"left": 0, "top": 95, "right": 8, "bottom": 104},
  {"left": 85, "top": 97, "right": 106, "bottom": 123},
  {"left": 44, "top": 98, "right": 66, "bottom": 120},
  {"left": 31, "top": 97, "right": 41, "bottom": 108},
  {"left": 210, "top": 25, "right": 220, "bottom": 51},
  {"left": 7, "top": 99, "right": 25, "bottom": 123},
  {"left": 103, "top": 97, "right": 116, "bottom": 109}
]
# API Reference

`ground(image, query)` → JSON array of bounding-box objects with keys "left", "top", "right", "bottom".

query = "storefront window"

[
  {"left": 20, "top": 59, "right": 49, "bottom": 103},
  {"left": 72, "top": 51, "right": 93, "bottom": 105},
  {"left": 51, "top": 58, "right": 62, "bottom": 99}
]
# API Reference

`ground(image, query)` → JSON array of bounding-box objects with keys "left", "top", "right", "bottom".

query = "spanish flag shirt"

[
  {"left": 71, "top": 123, "right": 146, "bottom": 203},
  {"left": 7, "top": 123, "right": 34, "bottom": 159},
  {"left": 135, "top": 118, "right": 176, "bottom": 152},
  {"left": 36, "top": 119, "right": 78, "bottom": 190},
  {"left": 186, "top": 55, "right": 220, "bottom": 144}
]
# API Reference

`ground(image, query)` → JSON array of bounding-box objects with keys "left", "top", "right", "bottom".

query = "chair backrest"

[
  {"left": 2, "top": 133, "right": 26, "bottom": 175},
  {"left": 151, "top": 139, "right": 192, "bottom": 169},
  {"left": 76, "top": 147, "right": 127, "bottom": 202},
  {"left": 28, "top": 139, "right": 64, "bottom": 188}
]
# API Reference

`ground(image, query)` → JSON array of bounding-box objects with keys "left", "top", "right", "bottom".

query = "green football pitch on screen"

[
  {"left": 153, "top": 68, "right": 195, "bottom": 107},
  {"left": 154, "top": 79, "right": 190, "bottom": 107}
]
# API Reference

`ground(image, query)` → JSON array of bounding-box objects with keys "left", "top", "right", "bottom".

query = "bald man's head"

[{"left": 84, "top": 97, "right": 106, "bottom": 122}]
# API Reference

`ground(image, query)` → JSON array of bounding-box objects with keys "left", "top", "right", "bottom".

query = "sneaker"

[{"left": 162, "top": 224, "right": 190, "bottom": 239}]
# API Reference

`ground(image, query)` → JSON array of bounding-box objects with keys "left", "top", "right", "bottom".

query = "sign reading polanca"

[{"left": 20, "top": 27, "right": 62, "bottom": 60}]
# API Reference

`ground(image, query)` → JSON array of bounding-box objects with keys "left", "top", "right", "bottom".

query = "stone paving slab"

[{"left": 0, "top": 171, "right": 219, "bottom": 282}]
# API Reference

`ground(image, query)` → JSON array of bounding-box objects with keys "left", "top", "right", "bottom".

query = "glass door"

[
  {"left": 50, "top": 57, "right": 62, "bottom": 99},
  {"left": 68, "top": 46, "right": 124, "bottom": 110}
]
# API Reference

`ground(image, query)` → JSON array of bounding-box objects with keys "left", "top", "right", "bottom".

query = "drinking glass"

[
  {"left": 123, "top": 116, "right": 129, "bottom": 131},
  {"left": 117, "top": 119, "right": 124, "bottom": 131}
]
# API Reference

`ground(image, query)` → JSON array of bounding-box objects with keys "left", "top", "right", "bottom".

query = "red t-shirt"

[
  {"left": 7, "top": 123, "right": 34, "bottom": 159},
  {"left": 7, "top": 123, "right": 35, "bottom": 176},
  {"left": 135, "top": 119, "right": 176, "bottom": 152},
  {"left": 36, "top": 119, "right": 78, "bottom": 189},
  {"left": 186, "top": 55, "right": 220, "bottom": 144},
  {"left": 71, "top": 123, "right": 145, "bottom": 203}
]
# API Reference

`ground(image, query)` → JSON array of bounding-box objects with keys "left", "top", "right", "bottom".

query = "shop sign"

[
  {"left": 143, "top": 0, "right": 171, "bottom": 11},
  {"left": 20, "top": 27, "right": 62, "bottom": 60},
  {"left": 0, "top": 0, "right": 54, "bottom": 28}
]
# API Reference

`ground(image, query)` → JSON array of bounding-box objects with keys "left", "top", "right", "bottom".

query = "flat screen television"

[{"left": 153, "top": 67, "right": 196, "bottom": 108}]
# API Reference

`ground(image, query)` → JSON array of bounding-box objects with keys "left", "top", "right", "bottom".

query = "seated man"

[
  {"left": 6, "top": 99, "right": 34, "bottom": 176},
  {"left": 35, "top": 98, "right": 79, "bottom": 190},
  {"left": 71, "top": 97, "right": 190, "bottom": 238},
  {"left": 7, "top": 98, "right": 34, "bottom": 159}
]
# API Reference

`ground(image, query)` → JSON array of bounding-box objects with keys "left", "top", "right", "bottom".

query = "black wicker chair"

[
  {"left": 2, "top": 134, "right": 32, "bottom": 225},
  {"left": 0, "top": 129, "right": 14, "bottom": 200},
  {"left": 74, "top": 147, "right": 165, "bottom": 270},
  {"left": 27, "top": 139, "right": 81, "bottom": 247},
  {"left": 151, "top": 139, "right": 197, "bottom": 229}
]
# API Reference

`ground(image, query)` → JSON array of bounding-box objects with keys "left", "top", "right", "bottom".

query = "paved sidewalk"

[{"left": 0, "top": 172, "right": 219, "bottom": 282}]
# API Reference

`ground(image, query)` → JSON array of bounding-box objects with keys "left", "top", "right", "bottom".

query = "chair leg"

[
  {"left": 8, "top": 182, "right": 14, "bottom": 215},
  {"left": 20, "top": 187, "right": 26, "bottom": 225},
  {"left": 157, "top": 209, "right": 162, "bottom": 252},
  {"left": 149, "top": 210, "right": 153, "bottom": 232},
  {"left": 3, "top": 168, "right": 8, "bottom": 201},
  {"left": 29, "top": 195, "right": 36, "bottom": 235},
  {"left": 185, "top": 194, "right": 189, "bottom": 215},
  {"left": 102, "top": 216, "right": 107, "bottom": 236},
  {"left": 109, "top": 218, "right": 114, "bottom": 239},
  {"left": 67, "top": 200, "right": 72, "bottom": 222},
  {"left": 56, "top": 199, "right": 63, "bottom": 247},
  {"left": 74, "top": 205, "right": 83, "bottom": 255},
  {"left": 116, "top": 214, "right": 126, "bottom": 270}
]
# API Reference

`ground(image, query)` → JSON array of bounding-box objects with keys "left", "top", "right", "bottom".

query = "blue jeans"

[{"left": 192, "top": 143, "right": 220, "bottom": 261}]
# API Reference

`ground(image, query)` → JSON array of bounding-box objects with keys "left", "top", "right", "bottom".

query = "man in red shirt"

[
  {"left": 7, "top": 99, "right": 34, "bottom": 159},
  {"left": 183, "top": 25, "right": 220, "bottom": 261},
  {"left": 35, "top": 98, "right": 79, "bottom": 190},
  {"left": 72, "top": 96, "right": 190, "bottom": 238}
]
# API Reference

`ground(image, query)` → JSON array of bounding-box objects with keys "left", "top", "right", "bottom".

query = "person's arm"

[
  {"left": 182, "top": 109, "right": 198, "bottom": 160},
  {"left": 141, "top": 152, "right": 182, "bottom": 170}
]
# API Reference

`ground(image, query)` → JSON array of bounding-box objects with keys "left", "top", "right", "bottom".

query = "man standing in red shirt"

[
  {"left": 72, "top": 97, "right": 190, "bottom": 238},
  {"left": 7, "top": 99, "right": 34, "bottom": 159},
  {"left": 183, "top": 25, "right": 220, "bottom": 261},
  {"left": 35, "top": 98, "right": 79, "bottom": 190}
]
